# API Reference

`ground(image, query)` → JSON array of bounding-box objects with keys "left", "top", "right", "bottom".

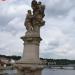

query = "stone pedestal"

[
  {"left": 15, "top": 0, "right": 45, "bottom": 75},
  {"left": 15, "top": 31, "right": 44, "bottom": 75},
  {"left": 17, "top": 67, "right": 42, "bottom": 75},
  {"left": 17, "top": 64, "right": 43, "bottom": 75},
  {"left": 21, "top": 31, "right": 41, "bottom": 61}
]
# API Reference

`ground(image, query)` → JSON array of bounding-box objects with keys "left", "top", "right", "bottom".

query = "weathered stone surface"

[
  {"left": 25, "top": 0, "right": 45, "bottom": 32},
  {"left": 15, "top": 0, "right": 45, "bottom": 75}
]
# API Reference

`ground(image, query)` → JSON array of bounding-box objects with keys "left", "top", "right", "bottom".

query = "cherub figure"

[
  {"left": 37, "top": 2, "right": 45, "bottom": 17},
  {"left": 24, "top": 10, "right": 33, "bottom": 31},
  {"left": 31, "top": 0, "right": 37, "bottom": 14}
]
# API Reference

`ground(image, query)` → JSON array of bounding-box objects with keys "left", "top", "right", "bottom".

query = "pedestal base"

[
  {"left": 15, "top": 63, "right": 44, "bottom": 75},
  {"left": 17, "top": 68, "right": 42, "bottom": 75}
]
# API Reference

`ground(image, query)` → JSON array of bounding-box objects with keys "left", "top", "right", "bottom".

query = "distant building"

[
  {"left": 40, "top": 58, "right": 56, "bottom": 65},
  {"left": 0, "top": 60, "right": 4, "bottom": 66},
  {"left": 0, "top": 57, "right": 9, "bottom": 64},
  {"left": 0, "top": 59, "right": 5, "bottom": 69},
  {"left": 47, "top": 61, "right": 56, "bottom": 65},
  {"left": 0, "top": 56, "right": 12, "bottom": 68}
]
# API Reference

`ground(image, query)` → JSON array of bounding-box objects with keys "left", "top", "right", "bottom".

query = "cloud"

[
  {"left": 40, "top": 0, "right": 75, "bottom": 21},
  {"left": 39, "top": 0, "right": 75, "bottom": 59},
  {"left": 0, "top": 31, "right": 23, "bottom": 56},
  {"left": 0, "top": 0, "right": 75, "bottom": 59},
  {"left": 0, "top": 0, "right": 27, "bottom": 55}
]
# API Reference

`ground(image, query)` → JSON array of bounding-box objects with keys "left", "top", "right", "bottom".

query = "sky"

[{"left": 0, "top": 0, "right": 75, "bottom": 59}]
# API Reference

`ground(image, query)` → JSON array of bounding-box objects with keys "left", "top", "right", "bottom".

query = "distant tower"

[{"left": 15, "top": 0, "right": 45, "bottom": 75}]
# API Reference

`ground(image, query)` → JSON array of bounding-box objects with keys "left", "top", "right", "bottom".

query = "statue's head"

[
  {"left": 38, "top": 1, "right": 41, "bottom": 5},
  {"left": 28, "top": 10, "right": 31, "bottom": 14}
]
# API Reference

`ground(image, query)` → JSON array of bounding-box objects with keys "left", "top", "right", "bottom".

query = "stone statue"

[
  {"left": 24, "top": 0, "right": 45, "bottom": 32},
  {"left": 24, "top": 10, "right": 33, "bottom": 31},
  {"left": 15, "top": 1, "right": 45, "bottom": 75}
]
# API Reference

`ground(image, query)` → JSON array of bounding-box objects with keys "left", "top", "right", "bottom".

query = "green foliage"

[
  {"left": 40, "top": 58, "right": 75, "bottom": 65},
  {"left": 0, "top": 55, "right": 21, "bottom": 60}
]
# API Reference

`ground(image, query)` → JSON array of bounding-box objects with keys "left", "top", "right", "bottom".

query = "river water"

[
  {"left": 42, "top": 68, "right": 75, "bottom": 75},
  {"left": 2, "top": 68, "right": 75, "bottom": 75}
]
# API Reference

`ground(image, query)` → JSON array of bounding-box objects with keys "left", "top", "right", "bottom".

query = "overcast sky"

[{"left": 0, "top": 0, "right": 75, "bottom": 59}]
